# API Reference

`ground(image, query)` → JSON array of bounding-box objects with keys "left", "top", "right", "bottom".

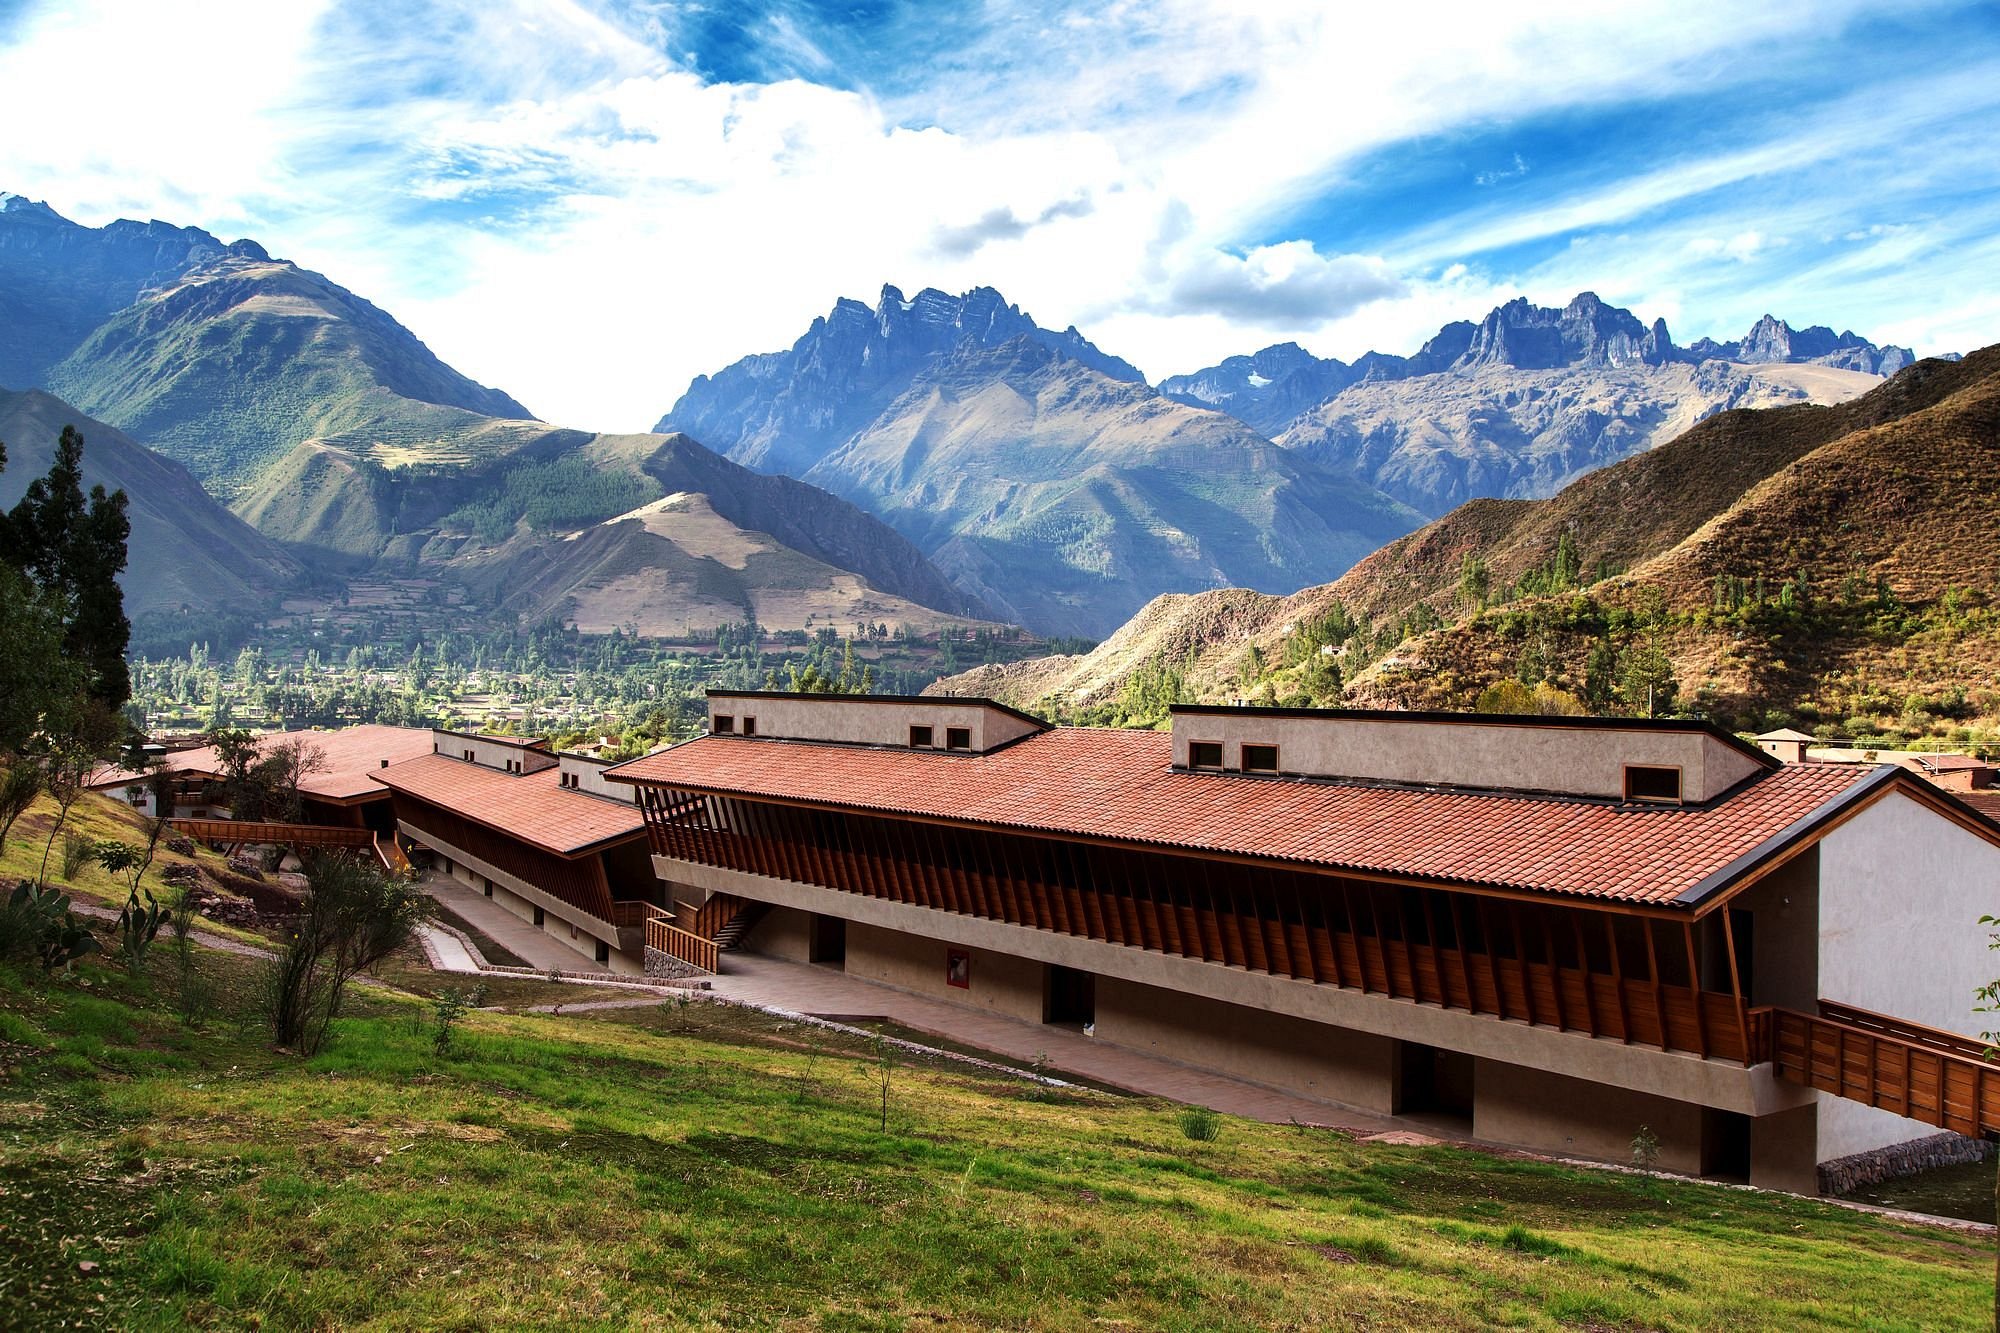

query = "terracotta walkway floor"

[
  {"left": 421, "top": 875, "right": 598, "bottom": 973},
  {"left": 702, "top": 952, "right": 1407, "bottom": 1132}
]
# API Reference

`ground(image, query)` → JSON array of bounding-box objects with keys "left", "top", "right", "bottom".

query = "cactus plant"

[
  {"left": 2, "top": 882, "right": 100, "bottom": 972},
  {"left": 116, "top": 887, "right": 166, "bottom": 964}
]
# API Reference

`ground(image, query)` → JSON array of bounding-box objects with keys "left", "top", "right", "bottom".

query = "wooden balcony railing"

[
  {"left": 1752, "top": 1003, "right": 2000, "bottom": 1138},
  {"left": 634, "top": 788, "right": 1756, "bottom": 1061},
  {"left": 170, "top": 817, "right": 376, "bottom": 848},
  {"left": 645, "top": 916, "right": 718, "bottom": 974},
  {"left": 609, "top": 899, "right": 667, "bottom": 929}
]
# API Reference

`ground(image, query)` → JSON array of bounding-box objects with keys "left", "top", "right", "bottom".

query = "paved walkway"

[
  {"left": 420, "top": 875, "right": 592, "bottom": 973},
  {"left": 417, "top": 923, "right": 480, "bottom": 972},
  {"left": 700, "top": 953, "right": 1403, "bottom": 1132}
]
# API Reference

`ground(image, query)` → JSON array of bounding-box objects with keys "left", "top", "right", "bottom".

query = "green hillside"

[{"left": 43, "top": 252, "right": 531, "bottom": 494}]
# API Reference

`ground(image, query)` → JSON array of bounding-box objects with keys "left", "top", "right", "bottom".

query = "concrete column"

[{"left": 1750, "top": 1102, "right": 1820, "bottom": 1194}]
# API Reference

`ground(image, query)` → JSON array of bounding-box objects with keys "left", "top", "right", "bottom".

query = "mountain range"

[
  {"left": 939, "top": 344, "right": 1999, "bottom": 736},
  {"left": 0, "top": 388, "right": 305, "bottom": 617},
  {"left": 0, "top": 191, "right": 1947, "bottom": 657},
  {"left": 0, "top": 196, "right": 990, "bottom": 637},
  {"left": 1161, "top": 292, "right": 1908, "bottom": 515},
  {"left": 658, "top": 285, "right": 1428, "bottom": 636}
]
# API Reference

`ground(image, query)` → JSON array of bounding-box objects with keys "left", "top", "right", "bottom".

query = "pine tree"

[{"left": 3, "top": 426, "right": 132, "bottom": 708}]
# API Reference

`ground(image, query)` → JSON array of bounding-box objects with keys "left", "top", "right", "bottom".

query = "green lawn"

[{"left": 0, "top": 934, "right": 1991, "bottom": 1332}]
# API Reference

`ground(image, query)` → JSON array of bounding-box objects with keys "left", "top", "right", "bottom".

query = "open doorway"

[
  {"left": 808, "top": 914, "right": 846, "bottom": 967},
  {"left": 1702, "top": 1109, "right": 1751, "bottom": 1181},
  {"left": 1045, "top": 966, "right": 1095, "bottom": 1027},
  {"left": 1395, "top": 1042, "right": 1474, "bottom": 1123}
]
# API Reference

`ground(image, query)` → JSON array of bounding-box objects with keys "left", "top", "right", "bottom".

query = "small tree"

[
  {"left": 0, "top": 759, "right": 41, "bottom": 855},
  {"left": 33, "top": 708, "right": 119, "bottom": 888},
  {"left": 264, "top": 852, "right": 434, "bottom": 1055}
]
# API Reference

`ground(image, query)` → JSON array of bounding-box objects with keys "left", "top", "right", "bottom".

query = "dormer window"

[
  {"left": 1241, "top": 743, "right": 1279, "bottom": 774},
  {"left": 946, "top": 727, "right": 971, "bottom": 751},
  {"left": 1624, "top": 765, "right": 1683, "bottom": 803},
  {"left": 910, "top": 725, "right": 934, "bottom": 748},
  {"left": 713, "top": 715, "right": 734, "bottom": 734},
  {"left": 741, "top": 716, "right": 756, "bottom": 736},
  {"left": 1188, "top": 741, "right": 1224, "bottom": 770}
]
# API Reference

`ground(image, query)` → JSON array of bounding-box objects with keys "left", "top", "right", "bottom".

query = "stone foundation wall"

[
  {"left": 1818, "top": 1131, "right": 1993, "bottom": 1195},
  {"left": 644, "top": 946, "right": 711, "bottom": 982}
]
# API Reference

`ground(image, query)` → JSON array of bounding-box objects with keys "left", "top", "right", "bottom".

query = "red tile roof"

[
  {"left": 1963, "top": 791, "right": 2000, "bottom": 822},
  {"left": 89, "top": 725, "right": 435, "bottom": 801},
  {"left": 609, "top": 728, "right": 1890, "bottom": 908},
  {"left": 372, "top": 754, "right": 643, "bottom": 856}
]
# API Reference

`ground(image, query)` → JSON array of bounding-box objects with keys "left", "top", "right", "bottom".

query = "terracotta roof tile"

[
  {"left": 89, "top": 726, "right": 435, "bottom": 801},
  {"left": 373, "top": 754, "right": 643, "bottom": 856},
  {"left": 610, "top": 728, "right": 1883, "bottom": 907}
]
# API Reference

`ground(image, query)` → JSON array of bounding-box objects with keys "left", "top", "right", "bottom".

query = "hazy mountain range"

[
  {"left": 0, "top": 191, "right": 1938, "bottom": 649},
  {"left": 1162, "top": 292, "right": 1908, "bottom": 515}
]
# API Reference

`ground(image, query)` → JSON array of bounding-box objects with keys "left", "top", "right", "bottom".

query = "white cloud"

[{"left": 0, "top": 0, "right": 1991, "bottom": 429}]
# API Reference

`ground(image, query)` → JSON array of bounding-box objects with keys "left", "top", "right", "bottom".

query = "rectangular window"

[
  {"left": 741, "top": 716, "right": 757, "bottom": 736},
  {"left": 1241, "top": 743, "right": 1280, "bottom": 773},
  {"left": 1624, "top": 765, "right": 1683, "bottom": 803},
  {"left": 1188, "top": 740, "right": 1224, "bottom": 769},
  {"left": 945, "top": 726, "right": 971, "bottom": 751},
  {"left": 595, "top": 939, "right": 611, "bottom": 965},
  {"left": 910, "top": 725, "right": 935, "bottom": 748},
  {"left": 713, "top": 715, "right": 734, "bottom": 734}
]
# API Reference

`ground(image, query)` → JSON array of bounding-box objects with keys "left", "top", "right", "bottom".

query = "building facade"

[
  {"left": 609, "top": 691, "right": 2000, "bottom": 1193},
  {"left": 374, "top": 731, "right": 661, "bottom": 973}
]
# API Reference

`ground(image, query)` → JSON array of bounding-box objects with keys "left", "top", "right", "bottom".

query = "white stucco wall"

[
  {"left": 705, "top": 695, "right": 1041, "bottom": 752},
  {"left": 1168, "top": 712, "right": 1765, "bottom": 801},
  {"left": 1815, "top": 788, "right": 2000, "bottom": 1160},
  {"left": 431, "top": 730, "right": 557, "bottom": 774},
  {"left": 558, "top": 755, "right": 636, "bottom": 802}
]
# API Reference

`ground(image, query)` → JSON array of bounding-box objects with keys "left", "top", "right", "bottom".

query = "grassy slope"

[{"left": 1, "top": 913, "right": 1991, "bottom": 1327}]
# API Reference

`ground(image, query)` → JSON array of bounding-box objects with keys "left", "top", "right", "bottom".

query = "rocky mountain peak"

[{"left": 1454, "top": 292, "right": 1660, "bottom": 370}]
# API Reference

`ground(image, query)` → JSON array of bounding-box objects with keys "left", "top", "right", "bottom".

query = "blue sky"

[{"left": 1, "top": 0, "right": 1997, "bottom": 430}]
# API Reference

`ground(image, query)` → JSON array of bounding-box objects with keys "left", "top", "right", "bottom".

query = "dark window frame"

[
  {"left": 1623, "top": 764, "right": 1684, "bottom": 803},
  {"left": 910, "top": 724, "right": 935, "bottom": 749},
  {"left": 1188, "top": 740, "right": 1224, "bottom": 770},
  {"left": 713, "top": 715, "right": 735, "bottom": 734},
  {"left": 1240, "top": 742, "right": 1280, "bottom": 774},
  {"left": 741, "top": 716, "right": 757, "bottom": 736},
  {"left": 945, "top": 726, "right": 972, "bottom": 751}
]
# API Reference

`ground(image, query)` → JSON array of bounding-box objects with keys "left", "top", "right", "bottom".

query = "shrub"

[
  {"left": 430, "top": 985, "right": 478, "bottom": 1058},
  {"left": 262, "top": 853, "right": 435, "bottom": 1055},
  {"left": 1178, "top": 1105, "right": 1222, "bottom": 1143},
  {"left": 115, "top": 887, "right": 166, "bottom": 966},
  {"left": 60, "top": 830, "right": 95, "bottom": 881}
]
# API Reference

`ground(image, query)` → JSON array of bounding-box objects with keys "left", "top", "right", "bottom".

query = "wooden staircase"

[
  {"left": 1751, "top": 1000, "right": 2000, "bottom": 1139},
  {"left": 688, "top": 893, "right": 767, "bottom": 952},
  {"left": 641, "top": 895, "right": 768, "bottom": 975}
]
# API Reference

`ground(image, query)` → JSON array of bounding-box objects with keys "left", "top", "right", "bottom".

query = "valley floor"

[{"left": 2, "top": 924, "right": 1994, "bottom": 1330}]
